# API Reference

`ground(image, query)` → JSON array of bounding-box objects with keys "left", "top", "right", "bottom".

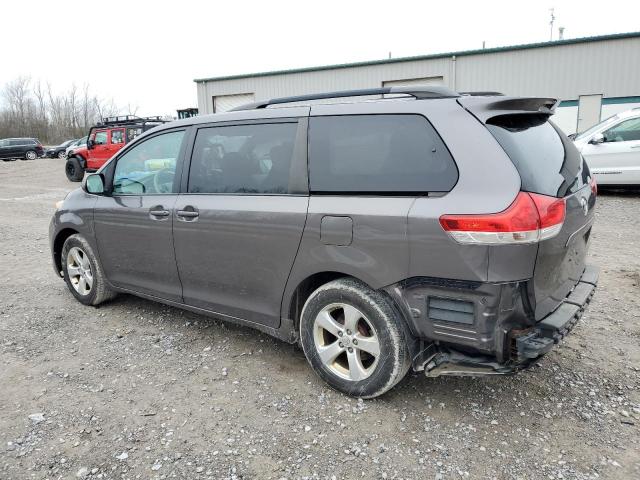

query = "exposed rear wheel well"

[
  {"left": 288, "top": 272, "right": 350, "bottom": 329},
  {"left": 53, "top": 228, "right": 79, "bottom": 276}
]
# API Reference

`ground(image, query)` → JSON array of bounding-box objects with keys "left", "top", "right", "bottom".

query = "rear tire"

[
  {"left": 24, "top": 150, "right": 37, "bottom": 160},
  {"left": 299, "top": 278, "right": 411, "bottom": 399},
  {"left": 61, "top": 234, "right": 116, "bottom": 306},
  {"left": 57, "top": 150, "right": 67, "bottom": 159},
  {"left": 65, "top": 157, "right": 84, "bottom": 182}
]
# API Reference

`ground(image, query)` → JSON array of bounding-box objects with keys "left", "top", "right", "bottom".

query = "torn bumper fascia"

[
  {"left": 413, "top": 264, "right": 599, "bottom": 378},
  {"left": 514, "top": 264, "right": 598, "bottom": 361}
]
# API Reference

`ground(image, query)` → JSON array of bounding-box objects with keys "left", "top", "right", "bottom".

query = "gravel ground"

[{"left": 0, "top": 158, "right": 639, "bottom": 480}]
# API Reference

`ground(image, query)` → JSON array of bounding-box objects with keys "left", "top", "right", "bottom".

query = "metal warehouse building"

[{"left": 195, "top": 31, "right": 640, "bottom": 134}]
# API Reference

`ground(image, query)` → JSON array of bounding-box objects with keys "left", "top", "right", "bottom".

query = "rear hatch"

[{"left": 459, "top": 96, "right": 596, "bottom": 320}]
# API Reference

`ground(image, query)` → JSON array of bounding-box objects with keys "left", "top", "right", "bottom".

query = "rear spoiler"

[{"left": 457, "top": 96, "right": 559, "bottom": 124}]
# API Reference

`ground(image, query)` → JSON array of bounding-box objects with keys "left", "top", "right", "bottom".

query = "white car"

[
  {"left": 573, "top": 108, "right": 640, "bottom": 186},
  {"left": 65, "top": 136, "right": 87, "bottom": 157}
]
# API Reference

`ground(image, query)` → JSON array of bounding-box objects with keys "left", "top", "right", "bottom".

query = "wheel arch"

[
  {"left": 69, "top": 154, "right": 86, "bottom": 168},
  {"left": 53, "top": 228, "right": 79, "bottom": 276},
  {"left": 285, "top": 271, "right": 409, "bottom": 331},
  {"left": 286, "top": 271, "right": 355, "bottom": 331},
  {"left": 283, "top": 270, "right": 419, "bottom": 354}
]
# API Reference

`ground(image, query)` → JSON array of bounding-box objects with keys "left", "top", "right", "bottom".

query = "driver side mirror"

[
  {"left": 87, "top": 139, "right": 95, "bottom": 149},
  {"left": 589, "top": 133, "right": 605, "bottom": 145},
  {"left": 83, "top": 173, "right": 105, "bottom": 195}
]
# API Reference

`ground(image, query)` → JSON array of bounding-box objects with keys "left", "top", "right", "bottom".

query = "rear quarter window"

[
  {"left": 486, "top": 114, "right": 586, "bottom": 197},
  {"left": 309, "top": 114, "right": 458, "bottom": 193}
]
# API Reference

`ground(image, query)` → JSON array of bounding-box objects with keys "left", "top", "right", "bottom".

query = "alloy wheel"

[
  {"left": 313, "top": 303, "right": 380, "bottom": 381},
  {"left": 66, "top": 247, "right": 93, "bottom": 296}
]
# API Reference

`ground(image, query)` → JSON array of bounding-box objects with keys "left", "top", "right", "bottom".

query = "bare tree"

[
  {"left": 2, "top": 77, "right": 35, "bottom": 137},
  {"left": 124, "top": 102, "right": 140, "bottom": 116},
  {"left": 0, "top": 76, "right": 125, "bottom": 144}
]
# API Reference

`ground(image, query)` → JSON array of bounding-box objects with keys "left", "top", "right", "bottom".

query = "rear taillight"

[
  {"left": 439, "top": 192, "right": 566, "bottom": 245},
  {"left": 590, "top": 177, "right": 597, "bottom": 196},
  {"left": 530, "top": 192, "right": 566, "bottom": 240}
]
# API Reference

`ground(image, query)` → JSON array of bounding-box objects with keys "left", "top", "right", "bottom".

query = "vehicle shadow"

[
  {"left": 100, "top": 292, "right": 563, "bottom": 407},
  {"left": 102, "top": 292, "right": 307, "bottom": 361}
]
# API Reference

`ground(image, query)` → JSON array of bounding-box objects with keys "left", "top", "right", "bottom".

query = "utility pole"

[{"left": 549, "top": 8, "right": 555, "bottom": 41}]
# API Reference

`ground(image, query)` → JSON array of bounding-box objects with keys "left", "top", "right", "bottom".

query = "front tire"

[
  {"left": 300, "top": 278, "right": 411, "bottom": 398},
  {"left": 25, "top": 150, "right": 37, "bottom": 160},
  {"left": 61, "top": 234, "right": 116, "bottom": 306},
  {"left": 65, "top": 157, "right": 84, "bottom": 182},
  {"left": 57, "top": 150, "right": 67, "bottom": 159}
]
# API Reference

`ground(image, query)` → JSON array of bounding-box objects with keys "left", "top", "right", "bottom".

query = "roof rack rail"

[
  {"left": 459, "top": 91, "right": 505, "bottom": 97},
  {"left": 97, "top": 115, "right": 168, "bottom": 126},
  {"left": 231, "top": 86, "right": 460, "bottom": 111}
]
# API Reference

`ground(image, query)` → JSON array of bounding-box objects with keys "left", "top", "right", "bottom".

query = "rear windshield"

[{"left": 486, "top": 114, "right": 587, "bottom": 197}]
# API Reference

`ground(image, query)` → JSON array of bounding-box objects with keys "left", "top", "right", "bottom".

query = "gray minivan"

[{"left": 49, "top": 87, "right": 598, "bottom": 398}]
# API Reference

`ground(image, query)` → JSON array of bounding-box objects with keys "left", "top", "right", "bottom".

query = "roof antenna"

[
  {"left": 549, "top": 8, "right": 555, "bottom": 41},
  {"left": 388, "top": 51, "right": 392, "bottom": 59},
  {"left": 558, "top": 26, "right": 565, "bottom": 40}
]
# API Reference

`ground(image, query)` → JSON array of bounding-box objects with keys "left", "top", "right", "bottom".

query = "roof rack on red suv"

[{"left": 96, "top": 115, "right": 167, "bottom": 126}]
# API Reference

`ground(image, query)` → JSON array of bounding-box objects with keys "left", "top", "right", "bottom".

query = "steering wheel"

[{"left": 153, "top": 168, "right": 175, "bottom": 193}]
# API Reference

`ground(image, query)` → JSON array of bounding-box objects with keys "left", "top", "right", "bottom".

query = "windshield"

[{"left": 575, "top": 114, "right": 619, "bottom": 140}]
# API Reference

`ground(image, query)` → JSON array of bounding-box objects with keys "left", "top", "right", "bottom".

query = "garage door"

[
  {"left": 382, "top": 77, "right": 444, "bottom": 88},
  {"left": 213, "top": 93, "right": 255, "bottom": 113}
]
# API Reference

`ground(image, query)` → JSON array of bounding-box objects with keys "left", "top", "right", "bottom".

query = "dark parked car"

[
  {"left": 50, "top": 87, "right": 598, "bottom": 398},
  {"left": 46, "top": 139, "right": 76, "bottom": 159},
  {"left": 0, "top": 138, "right": 45, "bottom": 160}
]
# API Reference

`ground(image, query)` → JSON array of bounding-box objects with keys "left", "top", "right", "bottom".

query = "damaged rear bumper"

[
  {"left": 415, "top": 265, "right": 599, "bottom": 377},
  {"left": 514, "top": 264, "right": 598, "bottom": 361}
]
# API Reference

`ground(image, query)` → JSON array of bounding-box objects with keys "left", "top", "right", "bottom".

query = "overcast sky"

[{"left": 2, "top": 0, "right": 639, "bottom": 116}]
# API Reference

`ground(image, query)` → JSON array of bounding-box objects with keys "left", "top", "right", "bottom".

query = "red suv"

[{"left": 65, "top": 116, "right": 167, "bottom": 182}]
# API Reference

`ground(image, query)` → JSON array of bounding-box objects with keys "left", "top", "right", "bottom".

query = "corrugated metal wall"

[
  {"left": 454, "top": 37, "right": 640, "bottom": 99},
  {"left": 197, "top": 57, "right": 451, "bottom": 114},
  {"left": 197, "top": 36, "right": 640, "bottom": 116}
]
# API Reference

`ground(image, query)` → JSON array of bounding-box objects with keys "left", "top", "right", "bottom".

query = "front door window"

[{"left": 113, "top": 130, "right": 185, "bottom": 195}]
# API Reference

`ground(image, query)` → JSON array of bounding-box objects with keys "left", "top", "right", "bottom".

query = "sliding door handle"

[
  {"left": 176, "top": 206, "right": 199, "bottom": 219},
  {"left": 177, "top": 210, "right": 199, "bottom": 218},
  {"left": 149, "top": 206, "right": 170, "bottom": 219}
]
